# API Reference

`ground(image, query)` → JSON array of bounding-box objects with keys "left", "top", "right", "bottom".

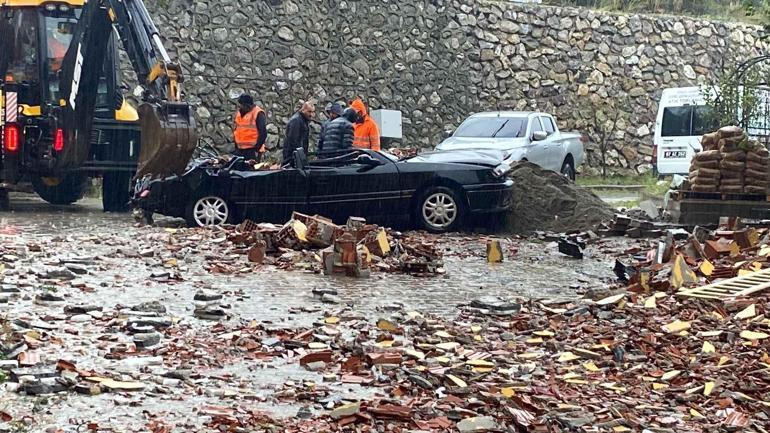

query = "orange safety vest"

[
  {"left": 352, "top": 116, "right": 381, "bottom": 151},
  {"left": 234, "top": 106, "right": 265, "bottom": 151},
  {"left": 48, "top": 38, "right": 68, "bottom": 72}
]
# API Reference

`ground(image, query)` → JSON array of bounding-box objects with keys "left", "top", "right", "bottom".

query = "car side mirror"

[
  {"left": 356, "top": 154, "right": 381, "bottom": 167},
  {"left": 443, "top": 129, "right": 454, "bottom": 139},
  {"left": 532, "top": 131, "right": 548, "bottom": 141}
]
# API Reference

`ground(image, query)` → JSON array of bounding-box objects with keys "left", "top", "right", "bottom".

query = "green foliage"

[
  {"left": 703, "top": 66, "right": 765, "bottom": 130},
  {"left": 544, "top": 0, "right": 760, "bottom": 21}
]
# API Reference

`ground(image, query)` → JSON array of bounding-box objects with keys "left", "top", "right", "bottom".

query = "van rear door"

[{"left": 656, "top": 105, "right": 715, "bottom": 175}]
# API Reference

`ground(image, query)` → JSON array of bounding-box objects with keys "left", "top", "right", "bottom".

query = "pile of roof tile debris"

[
  {"left": 250, "top": 288, "right": 770, "bottom": 432},
  {"left": 251, "top": 221, "right": 770, "bottom": 432},
  {"left": 170, "top": 212, "right": 444, "bottom": 276},
  {"left": 387, "top": 147, "right": 421, "bottom": 159},
  {"left": 601, "top": 213, "right": 688, "bottom": 239},
  {"left": 612, "top": 218, "right": 770, "bottom": 294}
]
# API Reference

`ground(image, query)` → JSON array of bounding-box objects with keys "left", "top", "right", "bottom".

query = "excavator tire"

[
  {"left": 102, "top": 172, "right": 132, "bottom": 212},
  {"left": 32, "top": 173, "right": 88, "bottom": 206}
]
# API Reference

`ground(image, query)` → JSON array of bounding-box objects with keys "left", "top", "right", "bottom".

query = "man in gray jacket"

[{"left": 318, "top": 108, "right": 359, "bottom": 157}]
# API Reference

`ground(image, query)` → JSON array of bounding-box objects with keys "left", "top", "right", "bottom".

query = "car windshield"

[{"left": 454, "top": 117, "right": 527, "bottom": 138}]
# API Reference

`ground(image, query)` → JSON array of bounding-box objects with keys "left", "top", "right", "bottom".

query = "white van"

[
  {"left": 653, "top": 87, "right": 716, "bottom": 176},
  {"left": 654, "top": 86, "right": 770, "bottom": 176}
]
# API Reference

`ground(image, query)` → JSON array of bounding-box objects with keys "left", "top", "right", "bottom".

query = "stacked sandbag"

[
  {"left": 688, "top": 125, "right": 770, "bottom": 195},
  {"left": 745, "top": 145, "right": 770, "bottom": 194},
  {"left": 690, "top": 150, "right": 721, "bottom": 192},
  {"left": 717, "top": 126, "right": 748, "bottom": 194},
  {"left": 701, "top": 131, "right": 720, "bottom": 151}
]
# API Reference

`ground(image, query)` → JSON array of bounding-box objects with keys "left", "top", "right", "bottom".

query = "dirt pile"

[{"left": 505, "top": 161, "right": 614, "bottom": 234}]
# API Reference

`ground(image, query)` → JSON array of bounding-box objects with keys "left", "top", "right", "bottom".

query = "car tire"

[
  {"left": 416, "top": 186, "right": 464, "bottom": 233},
  {"left": 185, "top": 195, "right": 234, "bottom": 228},
  {"left": 560, "top": 158, "right": 576, "bottom": 181},
  {"left": 32, "top": 174, "right": 88, "bottom": 205}
]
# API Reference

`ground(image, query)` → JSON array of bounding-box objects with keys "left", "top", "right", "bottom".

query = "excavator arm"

[{"left": 57, "top": 0, "right": 196, "bottom": 178}]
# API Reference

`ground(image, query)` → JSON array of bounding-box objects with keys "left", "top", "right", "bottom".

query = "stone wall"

[{"left": 142, "top": 0, "right": 769, "bottom": 174}]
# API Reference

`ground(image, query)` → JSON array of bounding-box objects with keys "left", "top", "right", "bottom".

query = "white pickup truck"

[{"left": 436, "top": 111, "right": 586, "bottom": 180}]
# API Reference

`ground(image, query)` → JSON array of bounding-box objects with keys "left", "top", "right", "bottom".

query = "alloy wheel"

[
  {"left": 193, "top": 196, "right": 229, "bottom": 227},
  {"left": 422, "top": 192, "right": 458, "bottom": 230}
]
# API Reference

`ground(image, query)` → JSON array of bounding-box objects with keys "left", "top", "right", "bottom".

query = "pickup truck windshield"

[{"left": 455, "top": 117, "right": 527, "bottom": 138}]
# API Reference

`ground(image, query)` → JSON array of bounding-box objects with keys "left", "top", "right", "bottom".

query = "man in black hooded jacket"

[{"left": 318, "top": 108, "right": 359, "bottom": 157}]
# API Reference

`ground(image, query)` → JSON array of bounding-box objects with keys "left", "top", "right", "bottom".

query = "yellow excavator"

[{"left": 0, "top": 0, "right": 196, "bottom": 211}]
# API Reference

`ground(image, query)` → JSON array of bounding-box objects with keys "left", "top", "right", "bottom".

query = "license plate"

[{"left": 664, "top": 151, "right": 687, "bottom": 158}]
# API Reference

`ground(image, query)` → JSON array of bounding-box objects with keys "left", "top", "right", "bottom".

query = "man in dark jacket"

[
  {"left": 319, "top": 107, "right": 358, "bottom": 157},
  {"left": 282, "top": 101, "right": 316, "bottom": 166},
  {"left": 317, "top": 102, "right": 344, "bottom": 154}
]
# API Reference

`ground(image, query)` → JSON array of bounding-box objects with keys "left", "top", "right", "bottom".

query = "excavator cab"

[{"left": 0, "top": 0, "right": 197, "bottom": 211}]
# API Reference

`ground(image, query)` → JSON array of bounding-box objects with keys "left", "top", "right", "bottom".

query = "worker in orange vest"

[
  {"left": 48, "top": 25, "right": 70, "bottom": 72},
  {"left": 233, "top": 93, "right": 267, "bottom": 162},
  {"left": 350, "top": 98, "right": 381, "bottom": 151}
]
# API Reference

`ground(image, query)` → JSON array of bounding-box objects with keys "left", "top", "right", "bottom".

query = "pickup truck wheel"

[
  {"left": 416, "top": 187, "right": 464, "bottom": 233},
  {"left": 560, "top": 159, "right": 576, "bottom": 181},
  {"left": 186, "top": 195, "right": 232, "bottom": 227}
]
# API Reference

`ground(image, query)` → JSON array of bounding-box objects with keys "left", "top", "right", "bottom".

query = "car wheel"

[
  {"left": 186, "top": 195, "right": 232, "bottom": 227},
  {"left": 416, "top": 187, "right": 464, "bottom": 233},
  {"left": 560, "top": 159, "right": 576, "bottom": 181}
]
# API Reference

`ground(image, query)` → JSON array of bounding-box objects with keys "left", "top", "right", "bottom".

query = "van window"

[
  {"left": 661, "top": 107, "right": 692, "bottom": 137},
  {"left": 662, "top": 105, "right": 718, "bottom": 137},
  {"left": 692, "top": 106, "right": 718, "bottom": 136}
]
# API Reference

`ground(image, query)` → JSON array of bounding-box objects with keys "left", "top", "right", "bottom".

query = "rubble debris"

[
  {"left": 133, "top": 332, "right": 162, "bottom": 349},
  {"left": 386, "top": 147, "right": 420, "bottom": 159},
  {"left": 558, "top": 237, "right": 584, "bottom": 259},
  {"left": 187, "top": 213, "right": 443, "bottom": 277},
  {"left": 457, "top": 416, "right": 498, "bottom": 432},
  {"left": 602, "top": 213, "right": 688, "bottom": 239},
  {"left": 486, "top": 239, "right": 504, "bottom": 263},
  {"left": 194, "top": 289, "right": 223, "bottom": 302}
]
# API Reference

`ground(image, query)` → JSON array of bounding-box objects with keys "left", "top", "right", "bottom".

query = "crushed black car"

[{"left": 132, "top": 148, "right": 514, "bottom": 233}]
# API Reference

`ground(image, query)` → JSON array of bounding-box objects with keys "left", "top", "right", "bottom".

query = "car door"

[
  {"left": 526, "top": 117, "right": 550, "bottom": 168},
  {"left": 539, "top": 115, "right": 561, "bottom": 171},
  {"left": 307, "top": 151, "right": 401, "bottom": 224},
  {"left": 228, "top": 168, "right": 309, "bottom": 223}
]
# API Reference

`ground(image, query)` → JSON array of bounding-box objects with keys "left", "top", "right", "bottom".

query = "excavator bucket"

[{"left": 136, "top": 101, "right": 198, "bottom": 179}]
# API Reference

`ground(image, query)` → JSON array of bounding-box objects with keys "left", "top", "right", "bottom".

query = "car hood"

[
  {"left": 403, "top": 149, "right": 506, "bottom": 166},
  {"left": 436, "top": 136, "right": 529, "bottom": 151}
]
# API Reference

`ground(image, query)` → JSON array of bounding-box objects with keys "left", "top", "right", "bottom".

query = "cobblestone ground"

[{"left": 0, "top": 195, "right": 619, "bottom": 432}]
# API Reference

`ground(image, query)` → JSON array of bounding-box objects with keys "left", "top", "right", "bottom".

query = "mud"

[{"left": 505, "top": 162, "right": 615, "bottom": 234}]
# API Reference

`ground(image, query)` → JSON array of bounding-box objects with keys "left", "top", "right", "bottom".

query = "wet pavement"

[
  {"left": 2, "top": 194, "right": 616, "bottom": 319},
  {"left": 0, "top": 194, "right": 621, "bottom": 432}
]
